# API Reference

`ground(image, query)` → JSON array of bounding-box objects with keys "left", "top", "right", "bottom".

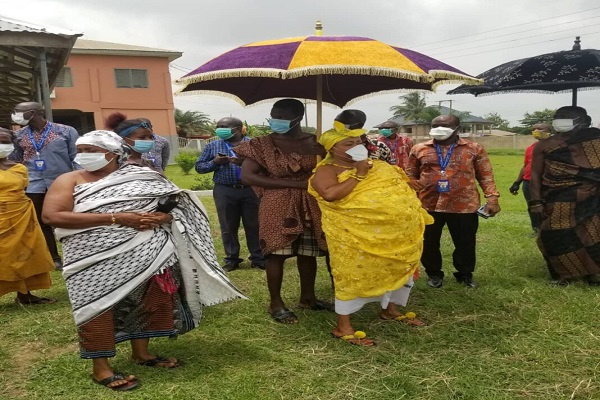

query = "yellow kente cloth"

[
  {"left": 0, "top": 164, "right": 53, "bottom": 296},
  {"left": 309, "top": 160, "right": 433, "bottom": 301}
]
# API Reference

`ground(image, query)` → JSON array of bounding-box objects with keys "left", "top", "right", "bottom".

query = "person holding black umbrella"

[{"left": 529, "top": 106, "right": 600, "bottom": 285}]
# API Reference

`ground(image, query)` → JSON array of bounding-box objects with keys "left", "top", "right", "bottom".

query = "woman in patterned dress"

[{"left": 42, "top": 130, "right": 244, "bottom": 391}]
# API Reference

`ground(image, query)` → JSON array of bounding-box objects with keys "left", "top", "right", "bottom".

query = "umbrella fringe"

[
  {"left": 452, "top": 86, "right": 600, "bottom": 97},
  {"left": 177, "top": 66, "right": 482, "bottom": 86},
  {"left": 174, "top": 89, "right": 340, "bottom": 109}
]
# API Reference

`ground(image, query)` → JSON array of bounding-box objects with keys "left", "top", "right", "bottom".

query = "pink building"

[{"left": 51, "top": 38, "right": 182, "bottom": 156}]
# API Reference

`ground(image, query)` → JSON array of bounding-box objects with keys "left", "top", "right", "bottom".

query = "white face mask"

[
  {"left": 74, "top": 152, "right": 112, "bottom": 171},
  {"left": 429, "top": 126, "right": 456, "bottom": 141},
  {"left": 11, "top": 112, "right": 32, "bottom": 126},
  {"left": 345, "top": 144, "right": 369, "bottom": 162},
  {"left": 0, "top": 143, "right": 14, "bottom": 158},
  {"left": 552, "top": 119, "right": 577, "bottom": 133}
]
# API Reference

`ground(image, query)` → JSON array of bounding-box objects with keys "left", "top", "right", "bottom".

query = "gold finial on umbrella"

[{"left": 315, "top": 20, "right": 323, "bottom": 36}]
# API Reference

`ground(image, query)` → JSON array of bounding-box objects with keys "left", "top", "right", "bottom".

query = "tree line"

[{"left": 390, "top": 93, "right": 555, "bottom": 134}]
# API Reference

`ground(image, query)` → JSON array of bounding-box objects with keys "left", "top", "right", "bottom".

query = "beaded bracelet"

[{"left": 349, "top": 173, "right": 367, "bottom": 181}]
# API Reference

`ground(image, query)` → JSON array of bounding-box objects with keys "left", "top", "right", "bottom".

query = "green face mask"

[{"left": 379, "top": 128, "right": 394, "bottom": 137}]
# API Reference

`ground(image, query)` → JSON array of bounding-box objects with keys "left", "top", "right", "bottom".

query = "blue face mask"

[
  {"left": 379, "top": 128, "right": 394, "bottom": 137},
  {"left": 131, "top": 140, "right": 155, "bottom": 153},
  {"left": 215, "top": 127, "right": 235, "bottom": 140},
  {"left": 269, "top": 118, "right": 295, "bottom": 134}
]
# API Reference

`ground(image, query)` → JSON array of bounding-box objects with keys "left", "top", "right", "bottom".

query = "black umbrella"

[{"left": 448, "top": 37, "right": 600, "bottom": 105}]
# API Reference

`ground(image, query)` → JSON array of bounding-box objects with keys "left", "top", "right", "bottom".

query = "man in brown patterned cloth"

[
  {"left": 529, "top": 106, "right": 600, "bottom": 285},
  {"left": 235, "top": 99, "right": 333, "bottom": 324}
]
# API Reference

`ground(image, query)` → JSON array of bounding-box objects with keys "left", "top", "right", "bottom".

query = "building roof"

[
  {"left": 0, "top": 15, "right": 82, "bottom": 127},
  {"left": 388, "top": 105, "right": 494, "bottom": 126},
  {"left": 0, "top": 15, "right": 81, "bottom": 37},
  {"left": 72, "top": 39, "right": 182, "bottom": 61}
]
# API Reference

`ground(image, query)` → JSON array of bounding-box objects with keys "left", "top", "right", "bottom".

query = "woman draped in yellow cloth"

[
  {"left": 0, "top": 128, "right": 54, "bottom": 304},
  {"left": 309, "top": 116, "right": 432, "bottom": 346}
]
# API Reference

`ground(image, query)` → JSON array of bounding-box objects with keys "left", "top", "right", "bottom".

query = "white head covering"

[{"left": 76, "top": 130, "right": 124, "bottom": 155}]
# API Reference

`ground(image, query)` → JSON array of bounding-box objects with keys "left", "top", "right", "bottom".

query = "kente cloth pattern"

[
  {"left": 0, "top": 164, "right": 53, "bottom": 296},
  {"left": 55, "top": 164, "right": 246, "bottom": 328},
  {"left": 308, "top": 160, "right": 433, "bottom": 301},
  {"left": 406, "top": 138, "right": 500, "bottom": 213},
  {"left": 537, "top": 128, "right": 600, "bottom": 280},
  {"left": 378, "top": 135, "right": 413, "bottom": 171},
  {"left": 234, "top": 135, "right": 327, "bottom": 254}
]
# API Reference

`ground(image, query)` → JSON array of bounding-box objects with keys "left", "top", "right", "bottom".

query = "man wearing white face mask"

[
  {"left": 9, "top": 101, "right": 79, "bottom": 271},
  {"left": 406, "top": 115, "right": 500, "bottom": 288},
  {"left": 529, "top": 106, "right": 600, "bottom": 285}
]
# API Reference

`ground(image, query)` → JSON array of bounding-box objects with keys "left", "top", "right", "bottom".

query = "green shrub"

[
  {"left": 190, "top": 174, "right": 215, "bottom": 190},
  {"left": 175, "top": 150, "right": 201, "bottom": 175}
]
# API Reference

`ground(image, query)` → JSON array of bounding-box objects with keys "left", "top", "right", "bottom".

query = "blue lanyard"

[
  {"left": 27, "top": 122, "right": 53, "bottom": 155},
  {"left": 222, "top": 141, "right": 237, "bottom": 157},
  {"left": 435, "top": 142, "right": 456, "bottom": 175},
  {"left": 222, "top": 141, "right": 241, "bottom": 179}
]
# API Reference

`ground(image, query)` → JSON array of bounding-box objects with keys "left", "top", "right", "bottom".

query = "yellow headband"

[{"left": 318, "top": 121, "right": 366, "bottom": 151}]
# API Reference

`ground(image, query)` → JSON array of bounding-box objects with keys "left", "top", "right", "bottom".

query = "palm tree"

[
  {"left": 389, "top": 93, "right": 427, "bottom": 121},
  {"left": 174, "top": 108, "right": 212, "bottom": 137}
]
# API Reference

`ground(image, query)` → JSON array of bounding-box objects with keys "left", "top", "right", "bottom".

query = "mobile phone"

[
  {"left": 477, "top": 204, "right": 491, "bottom": 219},
  {"left": 217, "top": 152, "right": 226, "bottom": 157}
]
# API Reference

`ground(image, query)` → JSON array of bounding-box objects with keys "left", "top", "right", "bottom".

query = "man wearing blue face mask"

[
  {"left": 195, "top": 117, "right": 264, "bottom": 272},
  {"left": 529, "top": 106, "right": 600, "bottom": 285},
  {"left": 9, "top": 101, "right": 79, "bottom": 271},
  {"left": 376, "top": 120, "right": 413, "bottom": 171},
  {"left": 235, "top": 99, "right": 332, "bottom": 324}
]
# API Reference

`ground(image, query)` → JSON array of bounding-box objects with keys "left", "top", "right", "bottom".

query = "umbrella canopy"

[
  {"left": 176, "top": 35, "right": 482, "bottom": 108},
  {"left": 448, "top": 37, "right": 600, "bottom": 105}
]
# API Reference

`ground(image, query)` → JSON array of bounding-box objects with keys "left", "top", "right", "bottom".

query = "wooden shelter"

[{"left": 0, "top": 15, "right": 81, "bottom": 127}]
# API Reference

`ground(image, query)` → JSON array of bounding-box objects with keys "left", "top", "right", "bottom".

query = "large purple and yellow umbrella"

[{"left": 176, "top": 32, "right": 482, "bottom": 133}]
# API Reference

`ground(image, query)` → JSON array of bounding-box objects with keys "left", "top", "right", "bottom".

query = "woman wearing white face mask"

[
  {"left": 309, "top": 121, "right": 433, "bottom": 347},
  {"left": 0, "top": 127, "right": 55, "bottom": 305},
  {"left": 41, "top": 130, "right": 244, "bottom": 391}
]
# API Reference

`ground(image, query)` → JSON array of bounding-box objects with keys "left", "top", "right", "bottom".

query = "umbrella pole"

[
  {"left": 316, "top": 75, "right": 323, "bottom": 139},
  {"left": 572, "top": 88, "right": 577, "bottom": 106}
]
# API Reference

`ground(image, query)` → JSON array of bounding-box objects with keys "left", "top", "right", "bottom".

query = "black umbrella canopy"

[{"left": 448, "top": 37, "right": 600, "bottom": 105}]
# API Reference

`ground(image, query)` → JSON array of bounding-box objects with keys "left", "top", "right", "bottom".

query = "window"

[
  {"left": 114, "top": 69, "right": 148, "bottom": 88},
  {"left": 55, "top": 67, "right": 73, "bottom": 87},
  {"left": 404, "top": 127, "right": 412, "bottom": 134}
]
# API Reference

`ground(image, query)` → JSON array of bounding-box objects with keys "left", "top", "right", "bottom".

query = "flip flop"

[
  {"left": 136, "top": 356, "right": 180, "bottom": 368},
  {"left": 331, "top": 331, "right": 375, "bottom": 347},
  {"left": 270, "top": 308, "right": 298, "bottom": 324},
  {"left": 15, "top": 297, "right": 56, "bottom": 305},
  {"left": 92, "top": 373, "right": 139, "bottom": 391},
  {"left": 298, "top": 299, "right": 334, "bottom": 312},
  {"left": 380, "top": 311, "right": 427, "bottom": 326}
]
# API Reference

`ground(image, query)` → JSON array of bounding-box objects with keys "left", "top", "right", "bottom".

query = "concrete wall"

[{"left": 51, "top": 54, "right": 179, "bottom": 162}]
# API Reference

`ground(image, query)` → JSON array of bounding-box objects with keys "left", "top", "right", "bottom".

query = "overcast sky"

[{"left": 4, "top": 0, "right": 600, "bottom": 128}]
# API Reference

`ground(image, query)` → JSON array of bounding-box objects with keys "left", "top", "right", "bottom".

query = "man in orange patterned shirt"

[{"left": 406, "top": 115, "right": 500, "bottom": 288}]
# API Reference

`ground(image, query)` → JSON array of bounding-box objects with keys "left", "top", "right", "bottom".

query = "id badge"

[
  {"left": 33, "top": 159, "right": 46, "bottom": 171},
  {"left": 436, "top": 179, "right": 450, "bottom": 193}
]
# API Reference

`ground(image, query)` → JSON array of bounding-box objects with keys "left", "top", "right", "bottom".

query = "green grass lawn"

[{"left": 2, "top": 152, "right": 600, "bottom": 400}]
